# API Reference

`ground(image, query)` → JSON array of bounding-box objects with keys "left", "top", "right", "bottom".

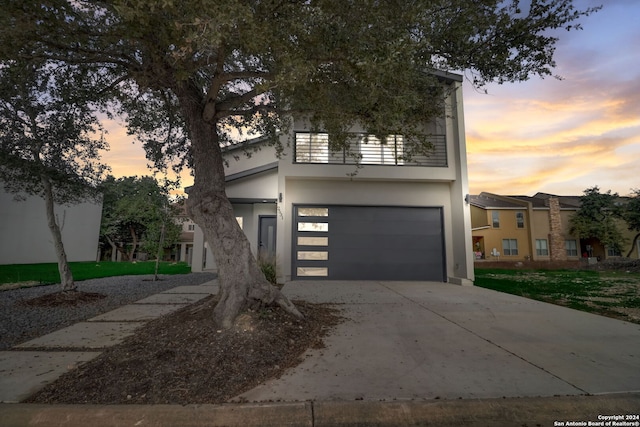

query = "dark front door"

[{"left": 259, "top": 216, "right": 277, "bottom": 259}]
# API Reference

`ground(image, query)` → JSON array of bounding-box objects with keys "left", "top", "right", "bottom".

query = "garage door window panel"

[
  {"left": 298, "top": 222, "right": 328, "bottom": 232},
  {"left": 298, "top": 236, "right": 329, "bottom": 246},
  {"left": 297, "top": 267, "right": 328, "bottom": 277}
]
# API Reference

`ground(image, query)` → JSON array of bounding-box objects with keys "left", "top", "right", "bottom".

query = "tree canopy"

[
  {"left": 570, "top": 186, "right": 626, "bottom": 255},
  {"left": 0, "top": 0, "right": 601, "bottom": 326},
  {"left": 0, "top": 0, "right": 601, "bottom": 168},
  {"left": 100, "top": 175, "right": 181, "bottom": 262},
  {"left": 0, "top": 60, "right": 108, "bottom": 202}
]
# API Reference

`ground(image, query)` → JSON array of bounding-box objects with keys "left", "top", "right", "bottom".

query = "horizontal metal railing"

[{"left": 294, "top": 133, "right": 447, "bottom": 167}]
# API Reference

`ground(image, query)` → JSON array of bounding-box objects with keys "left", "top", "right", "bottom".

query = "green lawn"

[
  {"left": 0, "top": 261, "right": 192, "bottom": 285},
  {"left": 474, "top": 268, "right": 640, "bottom": 323}
]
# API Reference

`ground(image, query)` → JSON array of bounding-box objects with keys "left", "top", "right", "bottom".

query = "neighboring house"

[
  {"left": 469, "top": 192, "right": 640, "bottom": 262},
  {"left": 0, "top": 186, "right": 103, "bottom": 265},
  {"left": 171, "top": 201, "right": 195, "bottom": 265},
  {"left": 191, "top": 72, "right": 474, "bottom": 285}
]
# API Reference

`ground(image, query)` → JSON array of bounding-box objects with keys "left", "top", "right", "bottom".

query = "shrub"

[{"left": 257, "top": 252, "right": 278, "bottom": 285}]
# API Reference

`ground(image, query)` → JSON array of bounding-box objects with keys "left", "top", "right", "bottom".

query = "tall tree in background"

[
  {"left": 99, "top": 175, "right": 181, "bottom": 262},
  {"left": 0, "top": 61, "right": 108, "bottom": 291},
  {"left": 1, "top": 0, "right": 600, "bottom": 326},
  {"left": 623, "top": 189, "right": 640, "bottom": 258},
  {"left": 570, "top": 186, "right": 626, "bottom": 256}
]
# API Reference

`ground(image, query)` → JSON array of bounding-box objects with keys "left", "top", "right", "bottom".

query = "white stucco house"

[
  {"left": 0, "top": 185, "right": 103, "bottom": 265},
  {"left": 191, "top": 72, "right": 474, "bottom": 284}
]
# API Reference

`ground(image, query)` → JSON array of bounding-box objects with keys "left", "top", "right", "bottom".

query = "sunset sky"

[{"left": 101, "top": 0, "right": 639, "bottom": 197}]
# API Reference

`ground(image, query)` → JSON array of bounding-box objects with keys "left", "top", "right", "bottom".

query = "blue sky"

[{"left": 103, "top": 0, "right": 639, "bottom": 197}]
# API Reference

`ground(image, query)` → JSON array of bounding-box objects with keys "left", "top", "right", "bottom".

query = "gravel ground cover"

[{"left": 0, "top": 272, "right": 217, "bottom": 350}]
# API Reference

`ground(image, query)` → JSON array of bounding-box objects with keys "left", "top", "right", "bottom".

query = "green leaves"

[
  {"left": 624, "top": 189, "right": 640, "bottom": 233},
  {"left": 0, "top": 59, "right": 109, "bottom": 203},
  {"left": 570, "top": 186, "right": 627, "bottom": 254},
  {"left": 99, "top": 175, "right": 181, "bottom": 259},
  {"left": 1, "top": 0, "right": 601, "bottom": 179}
]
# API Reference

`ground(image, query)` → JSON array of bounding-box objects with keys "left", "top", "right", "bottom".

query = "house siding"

[{"left": 0, "top": 187, "right": 102, "bottom": 265}]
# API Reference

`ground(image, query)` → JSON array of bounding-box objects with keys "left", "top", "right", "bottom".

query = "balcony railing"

[{"left": 294, "top": 132, "right": 447, "bottom": 167}]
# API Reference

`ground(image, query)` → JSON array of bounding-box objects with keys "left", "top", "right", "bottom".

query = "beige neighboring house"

[
  {"left": 470, "top": 192, "right": 640, "bottom": 262},
  {"left": 191, "top": 72, "right": 474, "bottom": 285},
  {"left": 0, "top": 186, "right": 103, "bottom": 265}
]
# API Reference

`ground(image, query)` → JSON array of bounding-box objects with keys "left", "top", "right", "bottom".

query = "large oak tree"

[{"left": 1, "top": 0, "right": 599, "bottom": 327}]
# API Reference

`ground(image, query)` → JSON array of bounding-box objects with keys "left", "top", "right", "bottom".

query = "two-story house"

[
  {"left": 191, "top": 72, "right": 474, "bottom": 285},
  {"left": 470, "top": 192, "right": 640, "bottom": 262}
]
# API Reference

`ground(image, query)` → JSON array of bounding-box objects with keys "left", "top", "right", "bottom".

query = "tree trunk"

[
  {"left": 154, "top": 216, "right": 166, "bottom": 281},
  {"left": 128, "top": 225, "right": 138, "bottom": 261},
  {"left": 41, "top": 175, "right": 76, "bottom": 292},
  {"left": 106, "top": 236, "right": 120, "bottom": 261},
  {"left": 175, "top": 81, "right": 302, "bottom": 328},
  {"left": 626, "top": 232, "right": 640, "bottom": 258}
]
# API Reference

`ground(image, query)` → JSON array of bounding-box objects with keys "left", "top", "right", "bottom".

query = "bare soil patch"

[
  {"left": 25, "top": 295, "right": 343, "bottom": 404},
  {"left": 20, "top": 291, "right": 107, "bottom": 307}
]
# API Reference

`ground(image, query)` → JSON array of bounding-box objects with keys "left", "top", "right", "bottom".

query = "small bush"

[{"left": 257, "top": 252, "right": 278, "bottom": 285}]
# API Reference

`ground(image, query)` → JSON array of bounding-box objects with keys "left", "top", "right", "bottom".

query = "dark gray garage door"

[{"left": 293, "top": 205, "right": 445, "bottom": 281}]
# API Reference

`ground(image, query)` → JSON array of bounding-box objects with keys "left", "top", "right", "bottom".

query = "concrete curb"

[{"left": 2, "top": 393, "right": 639, "bottom": 427}]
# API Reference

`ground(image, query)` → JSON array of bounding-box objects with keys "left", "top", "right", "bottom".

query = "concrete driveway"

[{"left": 239, "top": 281, "right": 640, "bottom": 402}]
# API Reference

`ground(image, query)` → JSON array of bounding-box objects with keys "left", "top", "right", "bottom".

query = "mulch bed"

[
  {"left": 20, "top": 291, "right": 107, "bottom": 307},
  {"left": 25, "top": 295, "right": 343, "bottom": 404}
]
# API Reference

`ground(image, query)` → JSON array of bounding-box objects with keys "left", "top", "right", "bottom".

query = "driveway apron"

[{"left": 238, "top": 281, "right": 640, "bottom": 402}]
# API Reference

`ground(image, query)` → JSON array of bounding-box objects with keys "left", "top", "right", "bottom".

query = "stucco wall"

[
  {"left": 224, "top": 144, "right": 279, "bottom": 176},
  {"left": 278, "top": 179, "right": 467, "bottom": 282},
  {"left": 0, "top": 189, "right": 102, "bottom": 265},
  {"left": 471, "top": 205, "right": 489, "bottom": 228},
  {"left": 226, "top": 170, "right": 278, "bottom": 200}
]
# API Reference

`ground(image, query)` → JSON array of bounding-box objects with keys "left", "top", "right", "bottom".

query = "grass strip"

[{"left": 0, "top": 261, "right": 191, "bottom": 285}]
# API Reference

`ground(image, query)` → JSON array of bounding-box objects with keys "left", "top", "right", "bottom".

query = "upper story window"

[
  {"left": 491, "top": 211, "right": 500, "bottom": 228},
  {"left": 187, "top": 224, "right": 195, "bottom": 231},
  {"left": 294, "top": 132, "right": 447, "bottom": 167},
  {"left": 516, "top": 212, "right": 525, "bottom": 228}
]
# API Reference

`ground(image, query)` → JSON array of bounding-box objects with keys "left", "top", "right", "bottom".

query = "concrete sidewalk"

[{"left": 0, "top": 280, "right": 218, "bottom": 403}]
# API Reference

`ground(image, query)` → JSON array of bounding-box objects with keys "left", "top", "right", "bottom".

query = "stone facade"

[{"left": 548, "top": 197, "right": 567, "bottom": 261}]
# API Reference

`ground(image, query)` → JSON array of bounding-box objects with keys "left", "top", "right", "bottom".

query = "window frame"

[
  {"left": 293, "top": 131, "right": 447, "bottom": 167},
  {"left": 491, "top": 211, "right": 500, "bottom": 228},
  {"left": 535, "top": 239, "right": 549, "bottom": 256},
  {"left": 502, "top": 238, "right": 518, "bottom": 256},
  {"left": 607, "top": 246, "right": 622, "bottom": 257}
]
